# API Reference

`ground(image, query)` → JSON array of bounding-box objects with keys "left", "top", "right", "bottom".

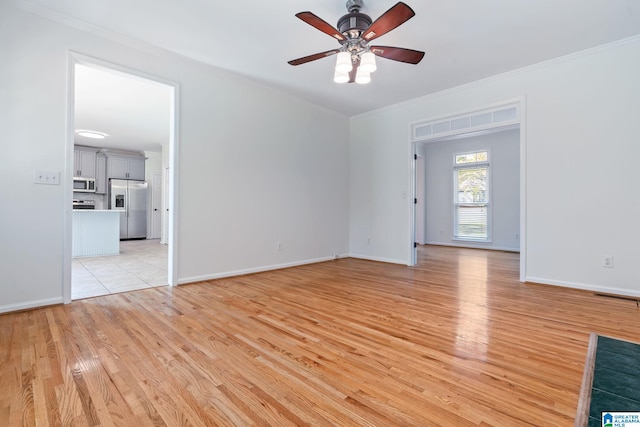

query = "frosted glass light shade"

[
  {"left": 335, "top": 52, "right": 352, "bottom": 73},
  {"left": 333, "top": 69, "right": 349, "bottom": 83},
  {"left": 76, "top": 130, "right": 107, "bottom": 139},
  {"left": 355, "top": 67, "right": 371, "bottom": 84},
  {"left": 360, "top": 51, "right": 377, "bottom": 73}
]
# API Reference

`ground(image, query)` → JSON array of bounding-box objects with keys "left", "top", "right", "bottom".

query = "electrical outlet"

[
  {"left": 367, "top": 237, "right": 371, "bottom": 245},
  {"left": 277, "top": 241, "right": 283, "bottom": 251},
  {"left": 603, "top": 255, "right": 613, "bottom": 268}
]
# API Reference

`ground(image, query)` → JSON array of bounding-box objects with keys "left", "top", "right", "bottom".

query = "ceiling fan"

[{"left": 288, "top": 0, "right": 425, "bottom": 84}]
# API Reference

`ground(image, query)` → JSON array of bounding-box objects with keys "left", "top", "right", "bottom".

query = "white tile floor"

[{"left": 72, "top": 239, "right": 168, "bottom": 300}]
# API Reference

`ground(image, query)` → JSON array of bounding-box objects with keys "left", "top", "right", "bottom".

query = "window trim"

[{"left": 453, "top": 150, "right": 492, "bottom": 242}]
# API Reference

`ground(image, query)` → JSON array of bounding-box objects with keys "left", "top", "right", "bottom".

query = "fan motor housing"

[{"left": 337, "top": 12, "right": 372, "bottom": 38}]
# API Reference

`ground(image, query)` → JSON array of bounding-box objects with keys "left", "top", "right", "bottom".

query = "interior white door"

[
  {"left": 416, "top": 155, "right": 426, "bottom": 245},
  {"left": 163, "top": 167, "right": 169, "bottom": 245},
  {"left": 151, "top": 173, "right": 162, "bottom": 239}
]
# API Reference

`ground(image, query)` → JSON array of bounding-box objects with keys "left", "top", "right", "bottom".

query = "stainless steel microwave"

[{"left": 73, "top": 177, "right": 96, "bottom": 192}]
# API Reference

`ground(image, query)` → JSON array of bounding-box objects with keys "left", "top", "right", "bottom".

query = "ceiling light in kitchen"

[{"left": 76, "top": 130, "right": 108, "bottom": 139}]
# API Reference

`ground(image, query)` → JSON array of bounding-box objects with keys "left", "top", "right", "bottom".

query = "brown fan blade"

[
  {"left": 361, "top": 2, "right": 415, "bottom": 42},
  {"left": 370, "top": 46, "right": 425, "bottom": 64},
  {"left": 288, "top": 49, "right": 341, "bottom": 66},
  {"left": 295, "top": 11, "right": 346, "bottom": 42},
  {"left": 348, "top": 58, "right": 361, "bottom": 83}
]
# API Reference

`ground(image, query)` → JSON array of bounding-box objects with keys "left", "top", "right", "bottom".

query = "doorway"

[
  {"left": 409, "top": 99, "right": 526, "bottom": 281},
  {"left": 64, "top": 54, "right": 179, "bottom": 302}
]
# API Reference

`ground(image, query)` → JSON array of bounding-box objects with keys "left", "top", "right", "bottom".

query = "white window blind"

[{"left": 455, "top": 204, "right": 488, "bottom": 239}]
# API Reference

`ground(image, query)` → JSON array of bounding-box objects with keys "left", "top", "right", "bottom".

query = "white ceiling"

[
  {"left": 74, "top": 64, "right": 172, "bottom": 152},
  {"left": 18, "top": 0, "right": 640, "bottom": 151}
]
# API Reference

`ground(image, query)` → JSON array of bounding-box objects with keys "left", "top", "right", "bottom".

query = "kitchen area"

[
  {"left": 72, "top": 144, "right": 168, "bottom": 299},
  {"left": 72, "top": 61, "right": 173, "bottom": 300}
]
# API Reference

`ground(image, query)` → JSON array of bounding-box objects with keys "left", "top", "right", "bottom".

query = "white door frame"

[
  {"left": 63, "top": 52, "right": 180, "bottom": 303},
  {"left": 408, "top": 98, "right": 526, "bottom": 282}
]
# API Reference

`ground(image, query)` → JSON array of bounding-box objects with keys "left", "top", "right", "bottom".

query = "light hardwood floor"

[{"left": 2, "top": 246, "right": 639, "bottom": 426}]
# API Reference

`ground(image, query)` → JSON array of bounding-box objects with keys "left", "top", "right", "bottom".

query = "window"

[{"left": 454, "top": 150, "right": 489, "bottom": 241}]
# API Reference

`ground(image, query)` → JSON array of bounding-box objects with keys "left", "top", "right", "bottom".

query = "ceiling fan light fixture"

[
  {"left": 355, "top": 67, "right": 371, "bottom": 84},
  {"left": 333, "top": 69, "right": 350, "bottom": 83},
  {"left": 360, "top": 51, "right": 377, "bottom": 73},
  {"left": 335, "top": 51, "right": 353, "bottom": 73},
  {"left": 289, "top": 2, "right": 424, "bottom": 84}
]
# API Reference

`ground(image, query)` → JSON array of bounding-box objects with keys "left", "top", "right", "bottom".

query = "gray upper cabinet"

[
  {"left": 106, "top": 153, "right": 146, "bottom": 180},
  {"left": 95, "top": 153, "right": 107, "bottom": 194},
  {"left": 74, "top": 147, "right": 96, "bottom": 178},
  {"left": 127, "top": 157, "right": 145, "bottom": 180}
]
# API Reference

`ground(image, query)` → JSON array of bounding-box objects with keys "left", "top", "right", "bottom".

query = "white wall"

[
  {"left": 0, "top": 2, "right": 349, "bottom": 312},
  {"left": 350, "top": 36, "right": 640, "bottom": 296},
  {"left": 3, "top": 3, "right": 639, "bottom": 312},
  {"left": 423, "top": 129, "right": 520, "bottom": 251}
]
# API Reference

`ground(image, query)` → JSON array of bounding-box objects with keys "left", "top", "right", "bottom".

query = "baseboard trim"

[
  {"left": 177, "top": 256, "right": 340, "bottom": 285},
  {"left": 425, "top": 241, "right": 519, "bottom": 252},
  {"left": 0, "top": 297, "right": 64, "bottom": 314},
  {"left": 347, "top": 253, "right": 408, "bottom": 265},
  {"left": 526, "top": 276, "right": 640, "bottom": 299}
]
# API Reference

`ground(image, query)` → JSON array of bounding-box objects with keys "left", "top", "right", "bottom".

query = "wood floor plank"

[{"left": 2, "top": 246, "right": 640, "bottom": 425}]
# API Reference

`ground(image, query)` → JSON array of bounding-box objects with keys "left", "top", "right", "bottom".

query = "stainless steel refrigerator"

[{"left": 109, "top": 179, "right": 148, "bottom": 240}]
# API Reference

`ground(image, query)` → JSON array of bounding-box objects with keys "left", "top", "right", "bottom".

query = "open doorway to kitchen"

[{"left": 65, "top": 54, "right": 178, "bottom": 301}]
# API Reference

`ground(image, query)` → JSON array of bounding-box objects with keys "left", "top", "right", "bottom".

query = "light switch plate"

[{"left": 35, "top": 170, "right": 60, "bottom": 185}]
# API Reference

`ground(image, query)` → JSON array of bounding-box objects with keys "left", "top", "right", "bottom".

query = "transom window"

[{"left": 454, "top": 150, "right": 490, "bottom": 241}]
